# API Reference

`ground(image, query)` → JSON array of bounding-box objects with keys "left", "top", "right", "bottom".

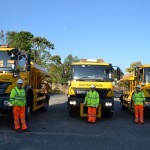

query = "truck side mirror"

[
  {"left": 27, "top": 54, "right": 31, "bottom": 71},
  {"left": 18, "top": 54, "right": 27, "bottom": 72},
  {"left": 134, "top": 67, "right": 140, "bottom": 80},
  {"left": 117, "top": 67, "right": 121, "bottom": 80},
  {"left": 141, "top": 82, "right": 146, "bottom": 86}
]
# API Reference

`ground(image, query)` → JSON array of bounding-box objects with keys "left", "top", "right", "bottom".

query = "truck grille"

[{"left": 73, "top": 88, "right": 111, "bottom": 98}]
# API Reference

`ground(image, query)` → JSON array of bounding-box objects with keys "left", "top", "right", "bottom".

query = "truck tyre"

[
  {"left": 25, "top": 105, "right": 31, "bottom": 123},
  {"left": 41, "top": 100, "right": 48, "bottom": 112},
  {"left": 120, "top": 102, "right": 126, "bottom": 111},
  {"left": 40, "top": 95, "right": 50, "bottom": 112},
  {"left": 120, "top": 94, "right": 123, "bottom": 101},
  {"left": 68, "top": 106, "right": 76, "bottom": 117},
  {"left": 131, "top": 100, "right": 135, "bottom": 118},
  {"left": 104, "top": 109, "right": 113, "bottom": 118},
  {"left": 26, "top": 105, "right": 31, "bottom": 117},
  {"left": 25, "top": 89, "right": 33, "bottom": 122}
]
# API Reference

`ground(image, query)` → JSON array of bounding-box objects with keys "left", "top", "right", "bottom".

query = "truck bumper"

[
  {"left": 144, "top": 98, "right": 150, "bottom": 109},
  {"left": 0, "top": 106, "right": 13, "bottom": 110},
  {"left": 68, "top": 97, "right": 114, "bottom": 110},
  {"left": 0, "top": 95, "right": 12, "bottom": 110},
  {"left": 100, "top": 98, "right": 114, "bottom": 110},
  {"left": 68, "top": 97, "right": 84, "bottom": 108}
]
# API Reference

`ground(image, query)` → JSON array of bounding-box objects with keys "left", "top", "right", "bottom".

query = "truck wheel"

[
  {"left": 120, "top": 94, "right": 123, "bottom": 101},
  {"left": 104, "top": 109, "right": 113, "bottom": 118},
  {"left": 43, "top": 100, "right": 49, "bottom": 112},
  {"left": 68, "top": 106, "right": 76, "bottom": 117},
  {"left": 131, "top": 100, "right": 135, "bottom": 118},
  {"left": 120, "top": 102, "right": 126, "bottom": 111},
  {"left": 40, "top": 95, "right": 49, "bottom": 112},
  {"left": 26, "top": 105, "right": 31, "bottom": 117},
  {"left": 25, "top": 105, "right": 31, "bottom": 122},
  {"left": 26, "top": 89, "right": 33, "bottom": 115}
]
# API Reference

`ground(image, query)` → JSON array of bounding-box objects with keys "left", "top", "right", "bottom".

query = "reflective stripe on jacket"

[
  {"left": 9, "top": 87, "right": 26, "bottom": 106},
  {"left": 84, "top": 90, "right": 100, "bottom": 107},
  {"left": 133, "top": 91, "right": 145, "bottom": 105}
]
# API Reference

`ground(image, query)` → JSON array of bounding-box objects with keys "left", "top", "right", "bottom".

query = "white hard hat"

[
  {"left": 90, "top": 85, "right": 96, "bottom": 88},
  {"left": 136, "top": 85, "right": 141, "bottom": 88},
  {"left": 17, "top": 79, "right": 23, "bottom": 84}
]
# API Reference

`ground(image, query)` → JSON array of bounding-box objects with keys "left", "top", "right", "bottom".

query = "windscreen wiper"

[
  {"left": 95, "top": 79, "right": 105, "bottom": 82},
  {"left": 95, "top": 78, "right": 112, "bottom": 82},
  {"left": 76, "top": 78, "right": 86, "bottom": 81},
  {"left": 75, "top": 76, "right": 91, "bottom": 81}
]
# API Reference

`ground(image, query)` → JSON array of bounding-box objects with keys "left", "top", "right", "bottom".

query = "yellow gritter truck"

[
  {"left": 120, "top": 64, "right": 150, "bottom": 111},
  {"left": 0, "top": 45, "right": 50, "bottom": 116},
  {"left": 67, "top": 59, "right": 120, "bottom": 118}
]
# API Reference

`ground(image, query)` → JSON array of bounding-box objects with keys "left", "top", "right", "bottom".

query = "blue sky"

[{"left": 1, "top": 0, "right": 150, "bottom": 73}]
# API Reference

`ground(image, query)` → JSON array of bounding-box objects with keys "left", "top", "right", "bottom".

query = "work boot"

[
  {"left": 88, "top": 121, "right": 92, "bottom": 123},
  {"left": 91, "top": 120, "right": 96, "bottom": 124},
  {"left": 88, "top": 119, "right": 92, "bottom": 123},
  {"left": 22, "top": 129, "right": 31, "bottom": 132},
  {"left": 16, "top": 128, "right": 22, "bottom": 133},
  {"left": 140, "top": 119, "right": 144, "bottom": 124},
  {"left": 134, "top": 119, "right": 139, "bottom": 124}
]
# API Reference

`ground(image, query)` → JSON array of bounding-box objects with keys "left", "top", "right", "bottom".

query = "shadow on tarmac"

[{"left": 1, "top": 95, "right": 150, "bottom": 131}]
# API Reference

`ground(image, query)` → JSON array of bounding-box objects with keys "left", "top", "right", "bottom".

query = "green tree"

[
  {"left": 48, "top": 55, "right": 62, "bottom": 83},
  {"left": 31, "top": 36, "right": 54, "bottom": 66},
  {"left": 0, "top": 30, "right": 5, "bottom": 44},
  {"left": 6, "top": 31, "right": 33, "bottom": 53},
  {"left": 64, "top": 54, "right": 79, "bottom": 64},
  {"left": 63, "top": 54, "right": 79, "bottom": 84},
  {"left": 48, "top": 54, "right": 79, "bottom": 84},
  {"left": 50, "top": 55, "right": 61, "bottom": 65},
  {"left": 5, "top": 31, "right": 54, "bottom": 67},
  {"left": 126, "top": 61, "right": 142, "bottom": 73}
]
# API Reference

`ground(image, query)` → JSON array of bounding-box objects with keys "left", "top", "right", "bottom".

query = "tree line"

[
  {"left": 0, "top": 30, "right": 79, "bottom": 84},
  {"left": 1, "top": 30, "right": 133, "bottom": 85}
]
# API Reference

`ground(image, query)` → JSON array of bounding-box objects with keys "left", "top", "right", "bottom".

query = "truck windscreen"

[
  {"left": 145, "top": 68, "right": 150, "bottom": 83},
  {"left": 72, "top": 65, "right": 112, "bottom": 81},
  {"left": 0, "top": 51, "right": 14, "bottom": 71}
]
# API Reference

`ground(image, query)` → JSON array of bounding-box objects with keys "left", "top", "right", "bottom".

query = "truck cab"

[
  {"left": 0, "top": 45, "right": 50, "bottom": 115},
  {"left": 120, "top": 64, "right": 150, "bottom": 111},
  {"left": 67, "top": 59, "right": 120, "bottom": 117}
]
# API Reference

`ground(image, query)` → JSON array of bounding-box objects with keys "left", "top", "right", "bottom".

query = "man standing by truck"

[
  {"left": 9, "top": 79, "right": 30, "bottom": 133},
  {"left": 84, "top": 85, "right": 100, "bottom": 123},
  {"left": 133, "top": 85, "right": 145, "bottom": 124}
]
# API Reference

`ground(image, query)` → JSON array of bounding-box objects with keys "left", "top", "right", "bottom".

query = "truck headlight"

[
  {"left": 145, "top": 102, "right": 150, "bottom": 107},
  {"left": 69, "top": 101, "right": 77, "bottom": 105},
  {"left": 105, "top": 102, "right": 112, "bottom": 106},
  {"left": 3, "top": 101, "right": 12, "bottom": 106}
]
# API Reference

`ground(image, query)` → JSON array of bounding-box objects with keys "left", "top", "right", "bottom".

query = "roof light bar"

[
  {"left": 0, "top": 45, "right": 9, "bottom": 48},
  {"left": 80, "top": 59, "right": 104, "bottom": 63}
]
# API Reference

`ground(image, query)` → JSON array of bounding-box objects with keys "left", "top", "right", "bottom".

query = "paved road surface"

[{"left": 0, "top": 94, "right": 150, "bottom": 150}]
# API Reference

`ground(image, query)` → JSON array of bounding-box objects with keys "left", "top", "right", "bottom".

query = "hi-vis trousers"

[
  {"left": 134, "top": 105, "right": 144, "bottom": 123},
  {"left": 13, "top": 106, "right": 27, "bottom": 130},
  {"left": 88, "top": 107, "right": 97, "bottom": 123}
]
